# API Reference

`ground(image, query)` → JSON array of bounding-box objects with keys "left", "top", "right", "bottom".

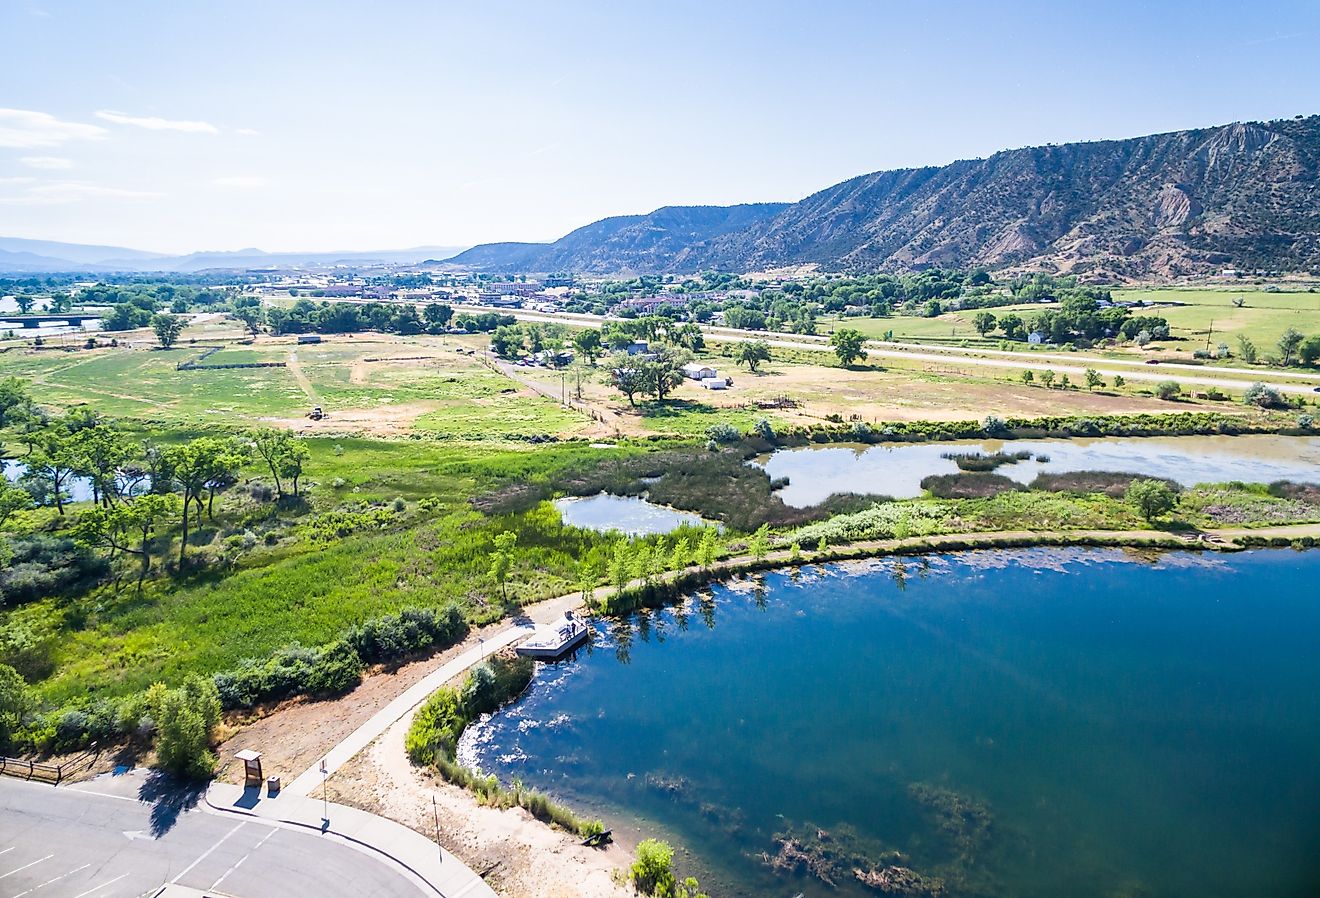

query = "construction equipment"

[{"left": 309, "top": 406, "right": 324, "bottom": 420}]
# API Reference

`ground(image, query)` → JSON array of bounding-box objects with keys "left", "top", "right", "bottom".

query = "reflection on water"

[
  {"left": 756, "top": 434, "right": 1320, "bottom": 505},
  {"left": 554, "top": 493, "right": 712, "bottom": 535},
  {"left": 462, "top": 549, "right": 1320, "bottom": 898}
]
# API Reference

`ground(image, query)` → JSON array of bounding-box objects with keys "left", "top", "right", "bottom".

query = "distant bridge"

[{"left": 0, "top": 313, "right": 101, "bottom": 329}]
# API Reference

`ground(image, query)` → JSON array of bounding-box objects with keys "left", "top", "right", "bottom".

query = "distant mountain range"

[
  {"left": 447, "top": 115, "right": 1320, "bottom": 280},
  {"left": 7, "top": 116, "right": 1318, "bottom": 281},
  {"left": 443, "top": 204, "right": 789, "bottom": 275},
  {"left": 0, "top": 237, "right": 469, "bottom": 275}
]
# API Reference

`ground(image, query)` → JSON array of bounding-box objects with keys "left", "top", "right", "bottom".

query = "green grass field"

[
  {"left": 820, "top": 287, "right": 1320, "bottom": 361},
  {"left": 1113, "top": 287, "right": 1320, "bottom": 353}
]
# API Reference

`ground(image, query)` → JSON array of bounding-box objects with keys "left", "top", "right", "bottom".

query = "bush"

[
  {"left": 631, "top": 839, "right": 677, "bottom": 897},
  {"left": 790, "top": 501, "right": 950, "bottom": 546},
  {"left": 152, "top": 676, "right": 222, "bottom": 780},
  {"left": 345, "top": 605, "right": 468, "bottom": 666},
  {"left": 753, "top": 418, "right": 776, "bottom": 442},
  {"left": 1155, "top": 381, "right": 1182, "bottom": 401},
  {"left": 214, "top": 640, "right": 362, "bottom": 710},
  {"left": 0, "top": 664, "right": 34, "bottom": 753},
  {"left": 406, "top": 686, "right": 465, "bottom": 764},
  {"left": 705, "top": 423, "right": 740, "bottom": 445},
  {"left": 0, "top": 618, "right": 57, "bottom": 681},
  {"left": 1244, "top": 381, "right": 1285, "bottom": 409},
  {"left": 0, "top": 535, "right": 108, "bottom": 608}
]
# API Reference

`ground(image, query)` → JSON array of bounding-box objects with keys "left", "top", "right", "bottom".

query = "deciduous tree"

[
  {"left": 830, "top": 328, "right": 867, "bottom": 366},
  {"left": 1127, "top": 479, "right": 1177, "bottom": 522},
  {"left": 736, "top": 340, "right": 771, "bottom": 373},
  {"left": 151, "top": 313, "right": 184, "bottom": 349}
]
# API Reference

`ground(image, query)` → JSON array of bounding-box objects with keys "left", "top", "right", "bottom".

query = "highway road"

[
  {"left": 450, "top": 304, "right": 1320, "bottom": 397},
  {"left": 0, "top": 775, "right": 426, "bottom": 898}
]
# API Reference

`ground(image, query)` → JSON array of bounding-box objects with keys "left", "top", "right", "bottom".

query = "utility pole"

[{"left": 1205, "top": 318, "right": 1214, "bottom": 354}]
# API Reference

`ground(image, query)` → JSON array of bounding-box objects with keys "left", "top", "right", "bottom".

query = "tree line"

[{"left": 0, "top": 377, "right": 310, "bottom": 590}]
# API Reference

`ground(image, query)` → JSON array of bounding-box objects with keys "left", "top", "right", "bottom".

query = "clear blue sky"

[{"left": 2, "top": 0, "right": 1317, "bottom": 254}]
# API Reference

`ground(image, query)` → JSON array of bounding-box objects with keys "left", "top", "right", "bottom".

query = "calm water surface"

[
  {"left": 554, "top": 493, "right": 712, "bottom": 535},
  {"left": 462, "top": 548, "right": 1320, "bottom": 898},
  {"left": 757, "top": 434, "right": 1320, "bottom": 505}
]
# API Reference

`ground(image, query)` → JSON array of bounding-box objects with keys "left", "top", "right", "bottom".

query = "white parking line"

[
  {"left": 209, "top": 825, "right": 278, "bottom": 892},
  {"left": 209, "top": 852, "right": 249, "bottom": 891},
  {"left": 71, "top": 873, "right": 129, "bottom": 898},
  {"left": 0, "top": 847, "right": 13, "bottom": 857},
  {"left": 0, "top": 855, "right": 53, "bottom": 879},
  {"left": 12, "top": 862, "right": 90, "bottom": 897},
  {"left": 170, "top": 820, "right": 244, "bottom": 884}
]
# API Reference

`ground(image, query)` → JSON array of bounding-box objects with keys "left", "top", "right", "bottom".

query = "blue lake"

[{"left": 461, "top": 548, "right": 1320, "bottom": 897}]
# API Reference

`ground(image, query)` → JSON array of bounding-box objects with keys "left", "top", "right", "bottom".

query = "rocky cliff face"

[
  {"left": 448, "top": 116, "right": 1320, "bottom": 278},
  {"left": 444, "top": 203, "right": 788, "bottom": 274}
]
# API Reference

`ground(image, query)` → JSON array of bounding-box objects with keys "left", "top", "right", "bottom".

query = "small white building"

[
  {"left": 682, "top": 362, "right": 717, "bottom": 380},
  {"left": 701, "top": 377, "right": 728, "bottom": 390}
]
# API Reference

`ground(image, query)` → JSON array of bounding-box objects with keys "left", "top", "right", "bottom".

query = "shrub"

[
  {"left": 982, "top": 414, "right": 1008, "bottom": 435},
  {"left": 0, "top": 618, "right": 57, "bottom": 681},
  {"left": 705, "top": 423, "right": 740, "bottom": 445},
  {"left": 0, "top": 535, "right": 108, "bottom": 608},
  {"left": 1244, "top": 382, "right": 1285, "bottom": 409},
  {"left": 345, "top": 605, "right": 468, "bottom": 666},
  {"left": 790, "top": 501, "right": 950, "bottom": 546},
  {"left": 152, "top": 676, "right": 222, "bottom": 780},
  {"left": 632, "top": 839, "right": 677, "bottom": 897},
  {"left": 406, "top": 686, "right": 465, "bottom": 764},
  {"left": 214, "top": 640, "right": 363, "bottom": 710},
  {"left": 1155, "top": 381, "right": 1182, "bottom": 401},
  {"left": 753, "top": 418, "right": 776, "bottom": 442},
  {"left": 0, "top": 664, "right": 34, "bottom": 753}
]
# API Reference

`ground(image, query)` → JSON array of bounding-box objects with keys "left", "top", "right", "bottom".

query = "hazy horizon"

[{"left": 3, "top": 0, "right": 1318, "bottom": 255}]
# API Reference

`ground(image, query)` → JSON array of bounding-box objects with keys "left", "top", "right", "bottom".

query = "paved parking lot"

[{"left": 0, "top": 776, "right": 426, "bottom": 898}]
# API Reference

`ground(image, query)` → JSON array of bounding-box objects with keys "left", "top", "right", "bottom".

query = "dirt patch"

[
  {"left": 326, "top": 723, "right": 632, "bottom": 898},
  {"left": 258, "top": 401, "right": 441, "bottom": 437},
  {"left": 285, "top": 350, "right": 320, "bottom": 402},
  {"left": 215, "top": 619, "right": 511, "bottom": 787},
  {"left": 349, "top": 357, "right": 370, "bottom": 385}
]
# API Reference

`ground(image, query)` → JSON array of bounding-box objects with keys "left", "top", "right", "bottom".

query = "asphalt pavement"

[{"left": 0, "top": 773, "right": 427, "bottom": 898}]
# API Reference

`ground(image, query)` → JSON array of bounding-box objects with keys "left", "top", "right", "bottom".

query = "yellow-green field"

[{"left": 819, "top": 286, "right": 1320, "bottom": 363}]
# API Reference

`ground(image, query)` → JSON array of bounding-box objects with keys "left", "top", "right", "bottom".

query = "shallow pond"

[
  {"left": 3, "top": 461, "right": 97, "bottom": 503},
  {"left": 461, "top": 548, "right": 1320, "bottom": 898},
  {"left": 554, "top": 493, "right": 711, "bottom": 535},
  {"left": 756, "top": 434, "right": 1320, "bottom": 505}
]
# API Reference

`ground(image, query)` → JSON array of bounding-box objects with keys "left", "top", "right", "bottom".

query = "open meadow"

[{"left": 818, "top": 285, "right": 1320, "bottom": 368}]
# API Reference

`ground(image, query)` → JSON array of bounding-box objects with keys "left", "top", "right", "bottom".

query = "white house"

[{"left": 681, "top": 362, "right": 717, "bottom": 380}]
